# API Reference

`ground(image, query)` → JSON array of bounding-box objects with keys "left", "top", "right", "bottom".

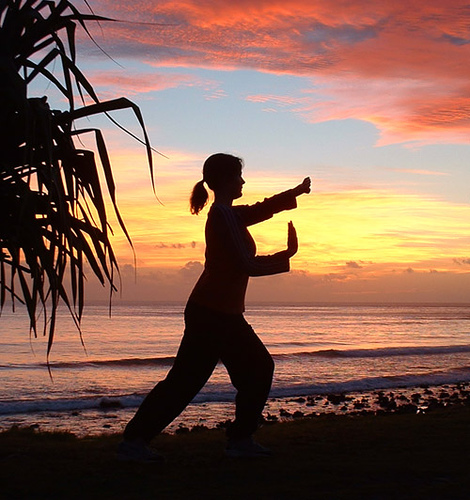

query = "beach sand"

[{"left": 1, "top": 385, "right": 469, "bottom": 499}]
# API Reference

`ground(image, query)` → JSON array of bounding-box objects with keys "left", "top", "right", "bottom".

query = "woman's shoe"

[
  {"left": 117, "top": 439, "right": 165, "bottom": 463},
  {"left": 225, "top": 437, "right": 272, "bottom": 458}
]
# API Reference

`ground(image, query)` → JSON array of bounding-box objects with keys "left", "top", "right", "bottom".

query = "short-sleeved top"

[{"left": 188, "top": 189, "right": 297, "bottom": 314}]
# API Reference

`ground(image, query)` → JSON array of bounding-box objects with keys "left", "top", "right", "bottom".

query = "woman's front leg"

[{"left": 124, "top": 325, "right": 218, "bottom": 442}]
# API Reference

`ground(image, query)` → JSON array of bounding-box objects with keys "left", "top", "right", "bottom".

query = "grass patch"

[{"left": 1, "top": 407, "right": 469, "bottom": 499}]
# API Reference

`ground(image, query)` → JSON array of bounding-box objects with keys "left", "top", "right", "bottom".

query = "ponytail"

[
  {"left": 190, "top": 153, "right": 243, "bottom": 214},
  {"left": 190, "top": 180, "right": 209, "bottom": 215}
]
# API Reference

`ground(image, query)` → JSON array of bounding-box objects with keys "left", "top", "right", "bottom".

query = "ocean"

[{"left": 1, "top": 302, "right": 470, "bottom": 436}]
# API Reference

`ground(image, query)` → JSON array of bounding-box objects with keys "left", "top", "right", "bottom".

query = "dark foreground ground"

[{"left": 1, "top": 406, "right": 469, "bottom": 500}]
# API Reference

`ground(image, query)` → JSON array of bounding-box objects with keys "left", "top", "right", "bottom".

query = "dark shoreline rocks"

[{"left": 262, "top": 382, "right": 470, "bottom": 426}]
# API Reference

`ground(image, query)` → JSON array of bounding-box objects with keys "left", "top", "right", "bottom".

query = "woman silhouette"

[{"left": 119, "top": 153, "right": 311, "bottom": 461}]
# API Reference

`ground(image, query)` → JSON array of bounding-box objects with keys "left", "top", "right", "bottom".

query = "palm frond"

[{"left": 0, "top": 0, "right": 155, "bottom": 358}]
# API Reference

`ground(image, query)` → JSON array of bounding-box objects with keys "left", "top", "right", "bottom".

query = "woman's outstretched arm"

[{"left": 237, "top": 177, "right": 312, "bottom": 227}]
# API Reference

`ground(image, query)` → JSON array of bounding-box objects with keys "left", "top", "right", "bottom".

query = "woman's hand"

[
  {"left": 286, "top": 221, "right": 298, "bottom": 258},
  {"left": 293, "top": 177, "right": 311, "bottom": 196}
]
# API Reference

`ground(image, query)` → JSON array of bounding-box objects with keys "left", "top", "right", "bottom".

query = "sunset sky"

[{"left": 39, "top": 0, "right": 470, "bottom": 303}]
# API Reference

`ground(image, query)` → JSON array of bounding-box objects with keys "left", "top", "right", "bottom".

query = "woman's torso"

[{"left": 188, "top": 204, "right": 255, "bottom": 314}]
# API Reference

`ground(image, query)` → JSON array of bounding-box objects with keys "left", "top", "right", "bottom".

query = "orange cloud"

[
  {"left": 247, "top": 76, "right": 470, "bottom": 145},
  {"left": 84, "top": 1, "right": 470, "bottom": 145},
  {"left": 89, "top": 0, "right": 470, "bottom": 76}
]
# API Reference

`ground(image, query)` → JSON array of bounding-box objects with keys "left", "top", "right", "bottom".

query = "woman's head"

[
  {"left": 202, "top": 153, "right": 243, "bottom": 190},
  {"left": 190, "top": 153, "right": 244, "bottom": 214}
]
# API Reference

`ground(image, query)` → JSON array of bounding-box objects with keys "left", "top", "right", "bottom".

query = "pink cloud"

[
  {"left": 85, "top": 68, "right": 226, "bottom": 101},
  {"left": 87, "top": 70, "right": 194, "bottom": 95},
  {"left": 86, "top": 0, "right": 470, "bottom": 145},
  {"left": 390, "top": 169, "right": 450, "bottom": 176}
]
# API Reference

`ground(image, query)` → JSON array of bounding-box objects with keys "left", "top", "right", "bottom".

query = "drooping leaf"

[{"left": 0, "top": 0, "right": 157, "bottom": 356}]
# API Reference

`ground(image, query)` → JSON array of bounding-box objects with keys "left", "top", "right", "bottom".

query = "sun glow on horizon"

[{"left": 97, "top": 150, "right": 470, "bottom": 282}]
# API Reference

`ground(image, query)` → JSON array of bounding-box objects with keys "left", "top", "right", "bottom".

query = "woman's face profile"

[{"left": 228, "top": 173, "right": 245, "bottom": 199}]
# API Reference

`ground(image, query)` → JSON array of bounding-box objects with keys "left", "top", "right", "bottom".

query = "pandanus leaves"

[{"left": 0, "top": 0, "right": 155, "bottom": 358}]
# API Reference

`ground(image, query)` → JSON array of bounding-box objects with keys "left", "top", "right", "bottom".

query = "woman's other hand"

[
  {"left": 293, "top": 177, "right": 311, "bottom": 196},
  {"left": 286, "top": 221, "right": 298, "bottom": 257}
]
